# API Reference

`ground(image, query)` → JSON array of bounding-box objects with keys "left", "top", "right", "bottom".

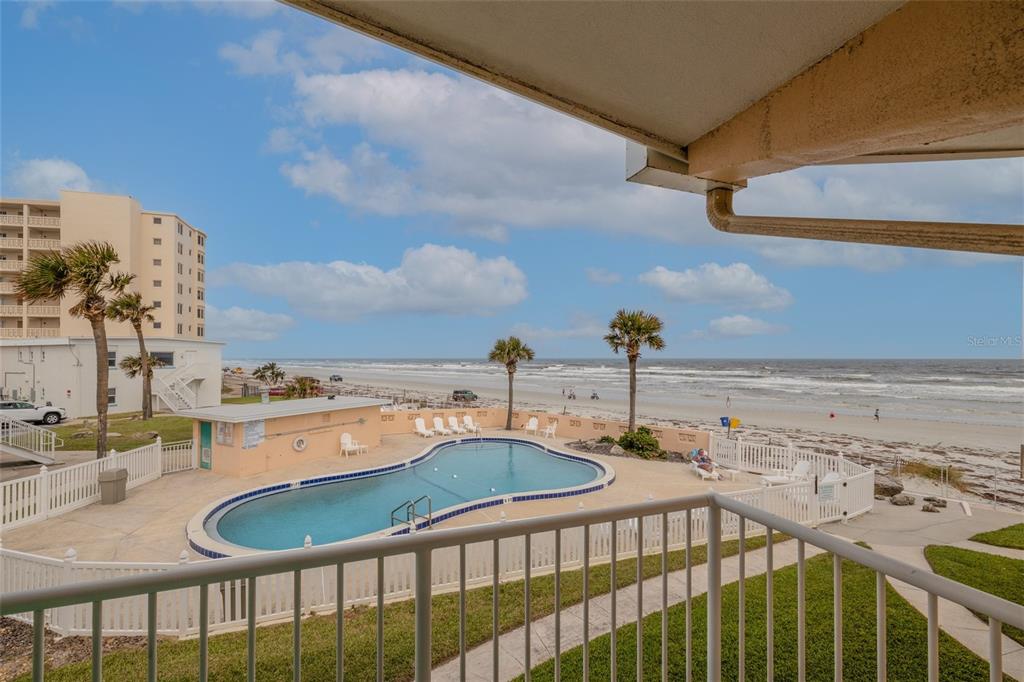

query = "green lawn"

[
  {"left": 970, "top": 523, "right": 1024, "bottom": 550},
  {"left": 524, "top": 550, "right": 1002, "bottom": 682},
  {"left": 221, "top": 395, "right": 290, "bottom": 405},
  {"left": 25, "top": 534, "right": 785, "bottom": 681},
  {"left": 53, "top": 414, "right": 193, "bottom": 452},
  {"left": 925, "top": 545, "right": 1024, "bottom": 647}
]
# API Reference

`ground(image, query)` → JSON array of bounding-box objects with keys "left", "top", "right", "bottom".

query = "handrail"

[
  {"left": 710, "top": 492, "right": 1024, "bottom": 629},
  {"left": 1, "top": 493, "right": 714, "bottom": 614}
]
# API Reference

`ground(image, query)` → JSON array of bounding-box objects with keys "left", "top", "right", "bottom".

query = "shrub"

[
  {"left": 598, "top": 435, "right": 617, "bottom": 444},
  {"left": 617, "top": 426, "right": 664, "bottom": 459}
]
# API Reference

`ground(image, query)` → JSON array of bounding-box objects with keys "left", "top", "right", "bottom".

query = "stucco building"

[{"left": 0, "top": 190, "right": 222, "bottom": 416}]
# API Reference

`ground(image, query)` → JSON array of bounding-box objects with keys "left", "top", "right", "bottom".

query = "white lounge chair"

[
  {"left": 340, "top": 432, "right": 367, "bottom": 457},
  {"left": 414, "top": 418, "right": 434, "bottom": 437},
  {"left": 761, "top": 460, "right": 811, "bottom": 486},
  {"left": 432, "top": 417, "right": 452, "bottom": 436},
  {"left": 462, "top": 415, "right": 481, "bottom": 434},
  {"left": 523, "top": 417, "right": 539, "bottom": 435},
  {"left": 447, "top": 416, "right": 467, "bottom": 434},
  {"left": 692, "top": 461, "right": 722, "bottom": 481},
  {"left": 540, "top": 420, "right": 557, "bottom": 438}
]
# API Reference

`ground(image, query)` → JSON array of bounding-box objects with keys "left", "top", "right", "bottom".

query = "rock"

[
  {"left": 922, "top": 503, "right": 940, "bottom": 513},
  {"left": 889, "top": 493, "right": 916, "bottom": 506},
  {"left": 609, "top": 445, "right": 626, "bottom": 456},
  {"left": 923, "top": 497, "right": 947, "bottom": 508},
  {"left": 874, "top": 495, "right": 887, "bottom": 501},
  {"left": 874, "top": 472, "right": 904, "bottom": 497},
  {"left": 72, "top": 430, "right": 92, "bottom": 438},
  {"left": 144, "top": 431, "right": 160, "bottom": 439}
]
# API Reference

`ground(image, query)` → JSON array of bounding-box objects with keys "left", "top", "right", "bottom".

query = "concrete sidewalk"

[{"left": 432, "top": 539, "right": 825, "bottom": 681}]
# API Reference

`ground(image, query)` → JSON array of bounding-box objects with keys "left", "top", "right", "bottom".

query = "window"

[
  {"left": 153, "top": 238, "right": 162, "bottom": 246},
  {"left": 153, "top": 217, "right": 162, "bottom": 225},
  {"left": 198, "top": 270, "right": 205, "bottom": 283},
  {"left": 216, "top": 422, "right": 234, "bottom": 446},
  {"left": 197, "top": 289, "right": 204, "bottom": 301},
  {"left": 197, "top": 253, "right": 204, "bottom": 265},
  {"left": 153, "top": 259, "right": 161, "bottom": 266},
  {"left": 198, "top": 326, "right": 204, "bottom": 337},
  {"left": 197, "top": 307, "right": 204, "bottom": 319},
  {"left": 177, "top": 243, "right": 183, "bottom": 255},
  {"left": 177, "top": 263, "right": 183, "bottom": 275},
  {"left": 198, "top": 235, "right": 205, "bottom": 246},
  {"left": 177, "top": 283, "right": 183, "bottom": 295},
  {"left": 153, "top": 280, "right": 162, "bottom": 287},
  {"left": 177, "top": 303, "right": 183, "bottom": 315},
  {"left": 153, "top": 300, "right": 161, "bottom": 308},
  {"left": 107, "top": 351, "right": 116, "bottom": 368},
  {"left": 177, "top": 323, "right": 183, "bottom": 335},
  {"left": 152, "top": 351, "right": 174, "bottom": 366},
  {"left": 107, "top": 388, "right": 117, "bottom": 405},
  {"left": 177, "top": 223, "right": 183, "bottom": 235},
  {"left": 153, "top": 321, "right": 162, "bottom": 329}
]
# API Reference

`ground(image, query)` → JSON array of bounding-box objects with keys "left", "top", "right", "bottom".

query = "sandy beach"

[{"left": 224, "top": 361, "right": 1024, "bottom": 509}]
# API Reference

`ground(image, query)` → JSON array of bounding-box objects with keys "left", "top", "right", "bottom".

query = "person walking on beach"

[
  {"left": 874, "top": 408, "right": 880, "bottom": 421},
  {"left": 726, "top": 395, "right": 731, "bottom": 408}
]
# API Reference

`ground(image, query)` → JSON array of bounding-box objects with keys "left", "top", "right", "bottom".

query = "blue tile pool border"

[{"left": 186, "top": 436, "right": 615, "bottom": 558}]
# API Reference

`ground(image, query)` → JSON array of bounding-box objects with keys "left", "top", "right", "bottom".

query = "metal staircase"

[
  {"left": 152, "top": 362, "right": 205, "bottom": 412},
  {"left": 0, "top": 415, "right": 60, "bottom": 465}
]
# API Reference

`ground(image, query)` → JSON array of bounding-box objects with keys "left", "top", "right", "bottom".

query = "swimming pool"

[{"left": 189, "top": 438, "right": 613, "bottom": 556}]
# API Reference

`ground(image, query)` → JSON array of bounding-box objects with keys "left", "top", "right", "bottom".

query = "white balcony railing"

[
  {"left": 27, "top": 216, "right": 60, "bottom": 227},
  {"left": 3, "top": 490, "right": 1020, "bottom": 682},
  {"left": 27, "top": 238, "right": 61, "bottom": 250},
  {"left": 0, "top": 214, "right": 23, "bottom": 226},
  {"left": 0, "top": 282, "right": 15, "bottom": 293},
  {"left": 0, "top": 260, "right": 25, "bottom": 272},
  {"left": 0, "top": 305, "right": 23, "bottom": 316},
  {"left": 26, "top": 305, "right": 60, "bottom": 316},
  {"left": 0, "top": 327, "right": 61, "bottom": 338},
  {"left": 0, "top": 237, "right": 24, "bottom": 249}
]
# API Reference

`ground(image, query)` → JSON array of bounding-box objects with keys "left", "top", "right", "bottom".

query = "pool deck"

[{"left": 0, "top": 431, "right": 756, "bottom": 563}]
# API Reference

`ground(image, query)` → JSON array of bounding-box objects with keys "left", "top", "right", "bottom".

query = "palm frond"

[{"left": 14, "top": 250, "right": 71, "bottom": 303}]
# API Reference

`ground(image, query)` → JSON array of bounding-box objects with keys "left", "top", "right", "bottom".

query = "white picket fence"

[
  {"left": 0, "top": 438, "right": 196, "bottom": 530},
  {"left": 1, "top": 434, "right": 873, "bottom": 637}
]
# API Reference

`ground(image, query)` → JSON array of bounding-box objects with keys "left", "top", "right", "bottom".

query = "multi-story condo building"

[{"left": 0, "top": 190, "right": 222, "bottom": 417}]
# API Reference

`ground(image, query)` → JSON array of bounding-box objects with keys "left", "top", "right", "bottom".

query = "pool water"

[{"left": 211, "top": 440, "right": 602, "bottom": 550}]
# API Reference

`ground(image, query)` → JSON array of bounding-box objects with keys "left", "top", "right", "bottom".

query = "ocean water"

[
  {"left": 212, "top": 440, "right": 601, "bottom": 550},
  {"left": 239, "top": 358, "right": 1022, "bottom": 426}
]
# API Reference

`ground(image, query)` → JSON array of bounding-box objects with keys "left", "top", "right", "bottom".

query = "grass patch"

[
  {"left": 25, "top": 533, "right": 786, "bottom": 680},
  {"left": 523, "top": 550, "right": 1002, "bottom": 682},
  {"left": 221, "top": 395, "right": 291, "bottom": 405},
  {"left": 925, "top": 545, "right": 1024, "bottom": 647},
  {"left": 970, "top": 523, "right": 1024, "bottom": 550},
  {"left": 900, "top": 461, "right": 968, "bottom": 492},
  {"left": 53, "top": 414, "right": 193, "bottom": 452}
]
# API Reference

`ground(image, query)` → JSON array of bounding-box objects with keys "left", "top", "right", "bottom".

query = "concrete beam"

[{"left": 687, "top": 1, "right": 1024, "bottom": 183}]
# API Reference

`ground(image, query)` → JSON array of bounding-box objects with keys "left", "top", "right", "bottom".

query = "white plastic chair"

[
  {"left": 523, "top": 417, "right": 539, "bottom": 435},
  {"left": 761, "top": 460, "right": 812, "bottom": 486},
  {"left": 414, "top": 418, "right": 434, "bottom": 437},
  {"left": 432, "top": 416, "right": 452, "bottom": 436},
  {"left": 540, "top": 421, "right": 557, "bottom": 438},
  {"left": 448, "top": 416, "right": 467, "bottom": 434},
  {"left": 340, "top": 432, "right": 366, "bottom": 457},
  {"left": 462, "top": 415, "right": 481, "bottom": 434}
]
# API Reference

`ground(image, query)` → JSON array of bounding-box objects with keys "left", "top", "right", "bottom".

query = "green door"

[{"left": 199, "top": 421, "right": 213, "bottom": 470}]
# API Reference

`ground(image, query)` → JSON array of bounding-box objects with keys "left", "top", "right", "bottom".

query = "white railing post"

[
  {"left": 706, "top": 501, "right": 722, "bottom": 681},
  {"left": 155, "top": 437, "right": 163, "bottom": 477},
  {"left": 38, "top": 465, "right": 50, "bottom": 521},
  {"left": 60, "top": 547, "right": 77, "bottom": 633},
  {"left": 177, "top": 550, "right": 190, "bottom": 636},
  {"left": 415, "top": 547, "right": 432, "bottom": 682},
  {"left": 810, "top": 478, "right": 820, "bottom": 526}
]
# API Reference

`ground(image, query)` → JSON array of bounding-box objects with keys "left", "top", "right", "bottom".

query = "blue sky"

[{"left": 3, "top": 1, "right": 1021, "bottom": 360}]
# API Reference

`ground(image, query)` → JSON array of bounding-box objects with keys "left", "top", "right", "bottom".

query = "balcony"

[
  {"left": 27, "top": 216, "right": 60, "bottom": 228},
  {"left": 0, "top": 327, "right": 60, "bottom": 338},
  {"left": 0, "top": 283, "right": 15, "bottom": 293},
  {"left": 0, "top": 214, "right": 23, "bottom": 226},
  {"left": 0, "top": 238, "right": 24, "bottom": 249},
  {"left": 0, "top": 305, "right": 23, "bottom": 316},
  {"left": 0, "top": 261, "right": 25, "bottom": 272},
  {"left": 27, "top": 238, "right": 60, "bottom": 250}
]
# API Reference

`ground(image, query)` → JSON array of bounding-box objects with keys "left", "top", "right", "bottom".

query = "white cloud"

[
  {"left": 205, "top": 305, "right": 295, "bottom": 341},
  {"left": 193, "top": 0, "right": 280, "bottom": 19},
  {"left": 585, "top": 268, "right": 622, "bottom": 285},
  {"left": 755, "top": 242, "right": 907, "bottom": 271},
  {"left": 220, "top": 27, "right": 383, "bottom": 76},
  {"left": 211, "top": 244, "right": 527, "bottom": 321},
  {"left": 219, "top": 30, "right": 300, "bottom": 76},
  {"left": 7, "top": 158, "right": 93, "bottom": 198},
  {"left": 690, "top": 315, "right": 788, "bottom": 339},
  {"left": 640, "top": 263, "right": 793, "bottom": 310},
  {"left": 511, "top": 314, "right": 604, "bottom": 341},
  {"left": 20, "top": 1, "right": 54, "bottom": 28}
]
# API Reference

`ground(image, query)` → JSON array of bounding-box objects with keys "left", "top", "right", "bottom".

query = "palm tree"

[
  {"left": 15, "top": 242, "right": 133, "bottom": 458},
  {"left": 107, "top": 292, "right": 157, "bottom": 419},
  {"left": 118, "top": 353, "right": 167, "bottom": 380},
  {"left": 252, "top": 362, "right": 286, "bottom": 388},
  {"left": 488, "top": 336, "right": 535, "bottom": 430},
  {"left": 284, "top": 376, "right": 321, "bottom": 399},
  {"left": 604, "top": 309, "right": 665, "bottom": 431}
]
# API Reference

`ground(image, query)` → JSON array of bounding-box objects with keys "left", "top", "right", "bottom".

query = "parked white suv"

[{"left": 0, "top": 400, "right": 67, "bottom": 425}]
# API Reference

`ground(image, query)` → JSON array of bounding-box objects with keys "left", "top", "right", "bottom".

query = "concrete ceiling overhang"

[{"left": 282, "top": 0, "right": 1024, "bottom": 254}]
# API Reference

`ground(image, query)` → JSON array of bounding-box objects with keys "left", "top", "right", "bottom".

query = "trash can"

[{"left": 98, "top": 468, "right": 128, "bottom": 504}]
